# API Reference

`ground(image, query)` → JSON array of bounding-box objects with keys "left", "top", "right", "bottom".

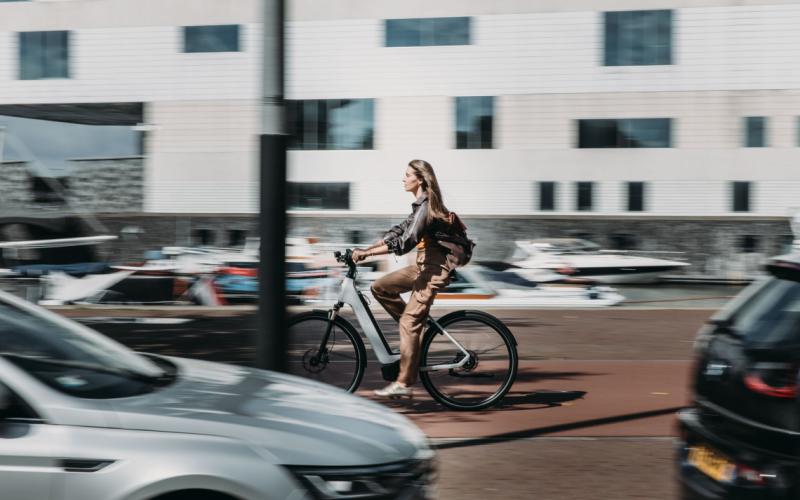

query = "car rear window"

[{"left": 732, "top": 278, "right": 800, "bottom": 346}]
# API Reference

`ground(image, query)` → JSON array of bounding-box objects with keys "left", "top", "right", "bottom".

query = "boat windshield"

[{"left": 0, "top": 292, "right": 168, "bottom": 398}]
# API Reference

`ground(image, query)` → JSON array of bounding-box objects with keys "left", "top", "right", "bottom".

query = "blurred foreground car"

[
  {"left": 0, "top": 290, "right": 435, "bottom": 500},
  {"left": 678, "top": 253, "right": 800, "bottom": 499}
]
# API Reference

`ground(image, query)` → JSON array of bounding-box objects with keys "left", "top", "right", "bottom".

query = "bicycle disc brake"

[{"left": 302, "top": 348, "right": 329, "bottom": 374}]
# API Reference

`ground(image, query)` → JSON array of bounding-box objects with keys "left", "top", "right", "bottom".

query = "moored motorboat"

[{"left": 508, "top": 238, "right": 690, "bottom": 284}]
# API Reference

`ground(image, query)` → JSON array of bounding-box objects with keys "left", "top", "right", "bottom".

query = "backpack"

[{"left": 435, "top": 212, "right": 476, "bottom": 269}]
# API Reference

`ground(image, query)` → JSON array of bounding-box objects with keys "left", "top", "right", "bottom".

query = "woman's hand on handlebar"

[{"left": 351, "top": 249, "right": 369, "bottom": 263}]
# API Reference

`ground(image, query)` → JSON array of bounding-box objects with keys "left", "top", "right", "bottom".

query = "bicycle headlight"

[{"left": 286, "top": 458, "right": 436, "bottom": 499}]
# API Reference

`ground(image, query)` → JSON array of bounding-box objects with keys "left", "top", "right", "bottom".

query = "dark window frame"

[
  {"left": 227, "top": 229, "right": 247, "bottom": 247},
  {"left": 288, "top": 182, "right": 350, "bottom": 210},
  {"left": 455, "top": 96, "right": 494, "bottom": 149},
  {"left": 740, "top": 235, "right": 760, "bottom": 254},
  {"left": 183, "top": 25, "right": 241, "bottom": 53},
  {"left": 576, "top": 182, "right": 594, "bottom": 211},
  {"left": 19, "top": 30, "right": 70, "bottom": 80},
  {"left": 732, "top": 181, "right": 751, "bottom": 212},
  {"left": 744, "top": 116, "right": 767, "bottom": 148},
  {"left": 191, "top": 229, "right": 215, "bottom": 246},
  {"left": 385, "top": 17, "right": 471, "bottom": 47},
  {"left": 626, "top": 181, "right": 645, "bottom": 211},
  {"left": 577, "top": 118, "right": 672, "bottom": 148},
  {"left": 604, "top": 10, "right": 673, "bottom": 66},
  {"left": 286, "top": 99, "right": 375, "bottom": 151},
  {"left": 796, "top": 117, "right": 800, "bottom": 147},
  {"left": 538, "top": 181, "right": 557, "bottom": 211}
]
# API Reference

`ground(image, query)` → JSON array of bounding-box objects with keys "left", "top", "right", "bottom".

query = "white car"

[{"left": 0, "top": 290, "right": 434, "bottom": 500}]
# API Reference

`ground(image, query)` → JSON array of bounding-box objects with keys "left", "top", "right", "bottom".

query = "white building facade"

[{"left": 0, "top": 0, "right": 799, "bottom": 267}]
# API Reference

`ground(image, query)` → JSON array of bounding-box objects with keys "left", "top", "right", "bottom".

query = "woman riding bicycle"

[{"left": 352, "top": 159, "right": 454, "bottom": 399}]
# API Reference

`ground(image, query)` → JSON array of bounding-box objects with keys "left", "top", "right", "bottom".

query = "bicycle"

[{"left": 286, "top": 248, "right": 518, "bottom": 411}]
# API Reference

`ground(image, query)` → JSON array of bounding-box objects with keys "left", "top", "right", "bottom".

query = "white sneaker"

[{"left": 373, "top": 382, "right": 413, "bottom": 399}]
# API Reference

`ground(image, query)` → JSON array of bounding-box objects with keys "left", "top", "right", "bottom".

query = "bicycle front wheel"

[
  {"left": 420, "top": 310, "right": 518, "bottom": 411},
  {"left": 286, "top": 311, "right": 366, "bottom": 392}
]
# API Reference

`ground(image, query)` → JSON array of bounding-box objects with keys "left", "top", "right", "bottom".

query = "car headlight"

[{"left": 286, "top": 458, "right": 436, "bottom": 499}]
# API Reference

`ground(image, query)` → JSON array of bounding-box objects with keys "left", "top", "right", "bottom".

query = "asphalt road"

[{"left": 58, "top": 306, "right": 712, "bottom": 500}]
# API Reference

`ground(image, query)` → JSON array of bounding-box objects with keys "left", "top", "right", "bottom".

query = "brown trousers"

[{"left": 370, "top": 247, "right": 452, "bottom": 386}]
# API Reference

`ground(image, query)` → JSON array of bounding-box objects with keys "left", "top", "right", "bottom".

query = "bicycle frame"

[{"left": 330, "top": 275, "right": 472, "bottom": 372}]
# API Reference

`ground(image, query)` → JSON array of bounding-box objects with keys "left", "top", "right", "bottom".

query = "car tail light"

[
  {"left": 743, "top": 363, "right": 798, "bottom": 399},
  {"left": 736, "top": 464, "right": 766, "bottom": 485}
]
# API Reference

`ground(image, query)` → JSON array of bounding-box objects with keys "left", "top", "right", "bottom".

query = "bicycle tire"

[
  {"left": 286, "top": 311, "right": 367, "bottom": 393},
  {"left": 419, "top": 310, "right": 518, "bottom": 411}
]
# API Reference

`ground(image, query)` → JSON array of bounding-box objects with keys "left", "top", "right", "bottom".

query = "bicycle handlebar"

[{"left": 333, "top": 249, "right": 358, "bottom": 278}]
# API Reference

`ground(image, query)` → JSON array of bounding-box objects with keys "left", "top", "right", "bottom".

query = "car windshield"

[
  {"left": 731, "top": 278, "right": 800, "bottom": 347},
  {"left": 0, "top": 292, "right": 168, "bottom": 398}
]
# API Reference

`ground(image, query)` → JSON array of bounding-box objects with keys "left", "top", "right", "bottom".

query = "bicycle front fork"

[{"left": 308, "top": 302, "right": 341, "bottom": 366}]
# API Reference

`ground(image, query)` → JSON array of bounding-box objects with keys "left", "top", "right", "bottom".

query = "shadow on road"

[
  {"left": 376, "top": 389, "right": 589, "bottom": 416},
  {"left": 434, "top": 406, "right": 685, "bottom": 449}
]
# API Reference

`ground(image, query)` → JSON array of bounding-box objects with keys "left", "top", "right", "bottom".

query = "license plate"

[{"left": 688, "top": 444, "right": 735, "bottom": 483}]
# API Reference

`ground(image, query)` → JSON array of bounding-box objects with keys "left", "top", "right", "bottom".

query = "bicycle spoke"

[
  {"left": 421, "top": 314, "right": 517, "bottom": 410},
  {"left": 286, "top": 314, "right": 364, "bottom": 392}
]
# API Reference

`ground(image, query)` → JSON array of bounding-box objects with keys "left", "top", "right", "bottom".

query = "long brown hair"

[{"left": 408, "top": 159, "right": 449, "bottom": 224}]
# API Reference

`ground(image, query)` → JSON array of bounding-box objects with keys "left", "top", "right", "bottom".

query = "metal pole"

[{"left": 257, "top": 0, "right": 287, "bottom": 371}]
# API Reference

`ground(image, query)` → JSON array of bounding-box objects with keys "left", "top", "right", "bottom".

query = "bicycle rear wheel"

[
  {"left": 419, "top": 310, "right": 518, "bottom": 411},
  {"left": 286, "top": 311, "right": 366, "bottom": 392}
]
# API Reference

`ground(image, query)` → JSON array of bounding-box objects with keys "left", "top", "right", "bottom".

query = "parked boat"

[
  {"left": 505, "top": 238, "right": 690, "bottom": 284},
  {"left": 357, "top": 266, "right": 625, "bottom": 308}
]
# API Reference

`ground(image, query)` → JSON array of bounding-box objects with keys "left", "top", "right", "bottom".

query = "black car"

[{"left": 679, "top": 253, "right": 800, "bottom": 499}]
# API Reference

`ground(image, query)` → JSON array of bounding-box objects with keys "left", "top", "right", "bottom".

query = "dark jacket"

[{"left": 383, "top": 194, "right": 445, "bottom": 256}]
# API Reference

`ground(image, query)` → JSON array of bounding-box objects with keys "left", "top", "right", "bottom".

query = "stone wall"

[
  {"left": 0, "top": 161, "right": 32, "bottom": 207},
  {"left": 68, "top": 158, "right": 144, "bottom": 212},
  {"left": 92, "top": 213, "right": 793, "bottom": 279},
  {"left": 0, "top": 158, "right": 144, "bottom": 213}
]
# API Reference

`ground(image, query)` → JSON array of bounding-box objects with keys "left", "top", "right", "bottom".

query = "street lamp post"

[{"left": 257, "top": 0, "right": 287, "bottom": 372}]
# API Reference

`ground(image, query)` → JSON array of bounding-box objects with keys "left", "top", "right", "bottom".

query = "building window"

[
  {"left": 183, "top": 25, "right": 241, "bottom": 53},
  {"left": 744, "top": 117, "right": 767, "bottom": 147},
  {"left": 19, "top": 31, "right": 70, "bottom": 80},
  {"left": 456, "top": 96, "right": 493, "bottom": 149},
  {"left": 228, "top": 229, "right": 247, "bottom": 247},
  {"left": 538, "top": 182, "right": 556, "bottom": 211},
  {"left": 385, "top": 17, "right": 470, "bottom": 47},
  {"left": 576, "top": 182, "right": 594, "bottom": 211},
  {"left": 796, "top": 117, "right": 800, "bottom": 146},
  {"left": 287, "top": 99, "right": 374, "bottom": 150},
  {"left": 604, "top": 10, "right": 672, "bottom": 66},
  {"left": 627, "top": 181, "right": 645, "bottom": 211},
  {"left": 192, "top": 229, "right": 215, "bottom": 246},
  {"left": 739, "top": 235, "right": 759, "bottom": 254},
  {"left": 578, "top": 119, "right": 671, "bottom": 148},
  {"left": 732, "top": 181, "right": 751, "bottom": 212},
  {"left": 289, "top": 182, "right": 350, "bottom": 210},
  {"left": 609, "top": 233, "right": 638, "bottom": 250}
]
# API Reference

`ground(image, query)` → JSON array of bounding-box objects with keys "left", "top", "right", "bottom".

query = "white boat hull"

[{"left": 516, "top": 268, "right": 676, "bottom": 285}]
